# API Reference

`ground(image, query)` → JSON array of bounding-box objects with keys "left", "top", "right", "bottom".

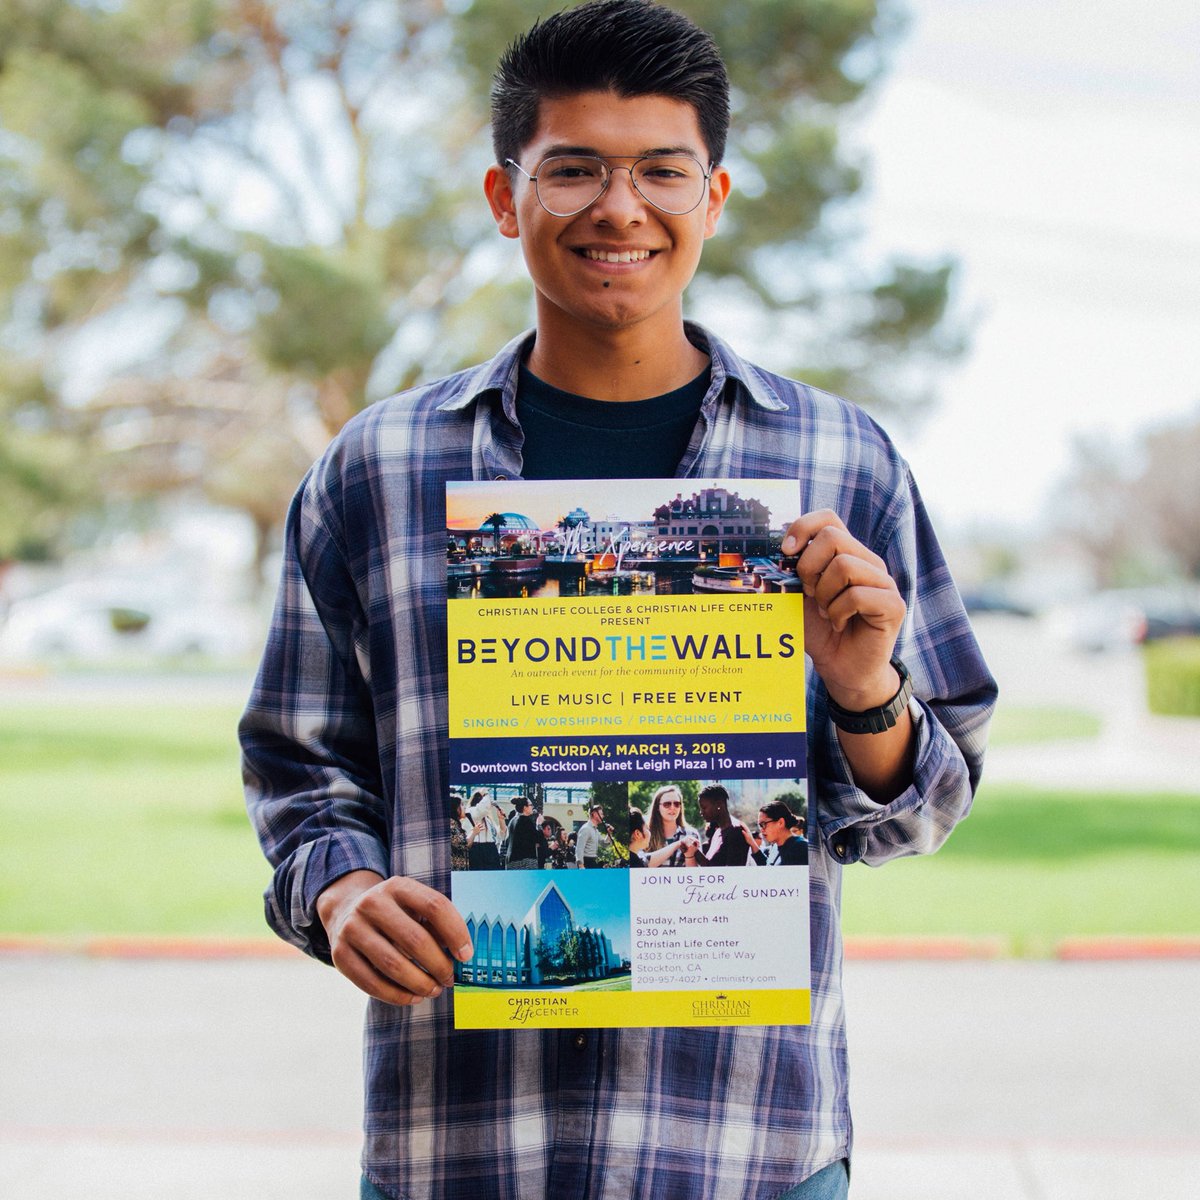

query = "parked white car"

[{"left": 0, "top": 582, "right": 259, "bottom": 664}]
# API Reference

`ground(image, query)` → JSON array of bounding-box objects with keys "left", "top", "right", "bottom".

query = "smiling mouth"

[{"left": 578, "top": 248, "right": 654, "bottom": 263}]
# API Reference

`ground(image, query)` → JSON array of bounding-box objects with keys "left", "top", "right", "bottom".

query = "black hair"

[
  {"left": 698, "top": 784, "right": 729, "bottom": 808},
  {"left": 628, "top": 808, "right": 646, "bottom": 836},
  {"left": 759, "top": 800, "right": 799, "bottom": 829},
  {"left": 491, "top": 0, "right": 730, "bottom": 168}
]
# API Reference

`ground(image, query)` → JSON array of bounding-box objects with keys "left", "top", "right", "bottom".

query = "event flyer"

[{"left": 446, "top": 478, "right": 810, "bottom": 1029}]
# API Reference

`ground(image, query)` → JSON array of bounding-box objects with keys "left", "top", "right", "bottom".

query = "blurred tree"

[
  {"left": 1134, "top": 411, "right": 1200, "bottom": 580},
  {"left": 1051, "top": 434, "right": 1140, "bottom": 589},
  {"left": 0, "top": 362, "right": 92, "bottom": 561},
  {"left": 0, "top": 0, "right": 963, "bottom": 582},
  {"left": 1053, "top": 411, "right": 1200, "bottom": 587}
]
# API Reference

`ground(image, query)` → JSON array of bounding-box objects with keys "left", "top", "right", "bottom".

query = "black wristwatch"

[{"left": 827, "top": 657, "right": 914, "bottom": 735}]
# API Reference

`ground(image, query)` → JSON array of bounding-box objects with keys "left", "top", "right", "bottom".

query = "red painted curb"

[
  {"left": 844, "top": 936, "right": 1008, "bottom": 960},
  {"left": 1055, "top": 937, "right": 1200, "bottom": 961},
  {"left": 4, "top": 934, "right": 1197, "bottom": 962},
  {"left": 0, "top": 936, "right": 62, "bottom": 955},
  {"left": 0, "top": 935, "right": 304, "bottom": 960}
]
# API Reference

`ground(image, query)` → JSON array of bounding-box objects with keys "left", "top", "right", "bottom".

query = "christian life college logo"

[{"left": 691, "top": 994, "right": 752, "bottom": 1021}]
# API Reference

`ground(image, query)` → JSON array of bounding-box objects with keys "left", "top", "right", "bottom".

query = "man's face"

[
  {"left": 591, "top": 809, "right": 603, "bottom": 826},
  {"left": 485, "top": 90, "right": 730, "bottom": 342}
]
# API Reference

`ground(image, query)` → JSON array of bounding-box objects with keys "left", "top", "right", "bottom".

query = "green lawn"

[
  {"left": 1, "top": 700, "right": 1197, "bottom": 951},
  {"left": 840, "top": 784, "right": 1200, "bottom": 954},
  {"left": 0, "top": 701, "right": 271, "bottom": 936},
  {"left": 987, "top": 705, "right": 1103, "bottom": 746}
]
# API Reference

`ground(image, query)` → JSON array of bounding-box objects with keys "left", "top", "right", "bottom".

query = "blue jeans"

[
  {"left": 361, "top": 1161, "right": 850, "bottom": 1199},
  {"left": 776, "top": 1159, "right": 851, "bottom": 1199}
]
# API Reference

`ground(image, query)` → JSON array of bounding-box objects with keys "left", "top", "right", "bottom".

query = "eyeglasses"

[
  {"left": 757, "top": 817, "right": 782, "bottom": 829},
  {"left": 659, "top": 799, "right": 682, "bottom": 809},
  {"left": 506, "top": 154, "right": 713, "bottom": 217}
]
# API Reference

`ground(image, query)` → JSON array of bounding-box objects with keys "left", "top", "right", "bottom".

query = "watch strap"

[{"left": 827, "top": 656, "right": 914, "bottom": 735}]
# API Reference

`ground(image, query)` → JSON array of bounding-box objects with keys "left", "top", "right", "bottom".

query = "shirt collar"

[{"left": 433, "top": 323, "right": 788, "bottom": 415}]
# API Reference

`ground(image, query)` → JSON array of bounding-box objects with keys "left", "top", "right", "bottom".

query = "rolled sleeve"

[
  {"left": 240, "top": 473, "right": 391, "bottom": 963},
  {"left": 815, "top": 694, "right": 979, "bottom": 866},
  {"left": 811, "top": 459, "right": 998, "bottom": 867}
]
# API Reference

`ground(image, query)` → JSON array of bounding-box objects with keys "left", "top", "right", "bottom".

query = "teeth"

[{"left": 584, "top": 249, "right": 651, "bottom": 263}]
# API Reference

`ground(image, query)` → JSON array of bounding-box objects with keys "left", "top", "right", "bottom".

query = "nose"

[{"left": 589, "top": 166, "right": 646, "bottom": 226}]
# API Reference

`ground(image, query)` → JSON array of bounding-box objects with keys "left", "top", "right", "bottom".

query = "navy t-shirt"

[{"left": 516, "top": 363, "right": 709, "bottom": 479}]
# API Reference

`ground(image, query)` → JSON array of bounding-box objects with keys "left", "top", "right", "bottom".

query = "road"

[{"left": 2, "top": 953, "right": 1197, "bottom": 1198}]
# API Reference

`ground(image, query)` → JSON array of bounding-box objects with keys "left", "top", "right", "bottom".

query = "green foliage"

[
  {"left": 252, "top": 241, "right": 393, "bottom": 378},
  {"left": 1144, "top": 638, "right": 1200, "bottom": 717},
  {"left": 0, "top": 365, "right": 94, "bottom": 561},
  {"left": 0, "top": 0, "right": 963, "bottom": 561}
]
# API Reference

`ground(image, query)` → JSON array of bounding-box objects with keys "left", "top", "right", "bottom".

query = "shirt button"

[
  {"left": 833, "top": 837, "right": 847, "bottom": 859},
  {"left": 572, "top": 1033, "right": 588, "bottom": 1051}
]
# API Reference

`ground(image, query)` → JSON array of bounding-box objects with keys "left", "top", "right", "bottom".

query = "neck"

[{"left": 527, "top": 318, "right": 707, "bottom": 401}]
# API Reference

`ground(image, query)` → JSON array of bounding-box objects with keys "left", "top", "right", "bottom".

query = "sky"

[
  {"left": 852, "top": 0, "right": 1200, "bottom": 535},
  {"left": 452, "top": 869, "right": 631, "bottom": 958}
]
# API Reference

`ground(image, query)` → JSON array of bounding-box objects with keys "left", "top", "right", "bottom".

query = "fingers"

[
  {"left": 786, "top": 516, "right": 888, "bottom": 591},
  {"left": 781, "top": 513, "right": 899, "bottom": 631},
  {"left": 332, "top": 940, "right": 442, "bottom": 1007},
  {"left": 324, "top": 875, "right": 474, "bottom": 1007},
  {"left": 782, "top": 510, "right": 851, "bottom": 559},
  {"left": 806, "top": 554, "right": 904, "bottom": 632}
]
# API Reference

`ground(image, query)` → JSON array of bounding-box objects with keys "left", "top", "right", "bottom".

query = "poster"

[{"left": 446, "top": 479, "right": 810, "bottom": 1029}]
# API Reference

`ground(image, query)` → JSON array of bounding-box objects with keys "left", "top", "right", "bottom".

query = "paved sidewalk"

[{"left": 3, "top": 954, "right": 1197, "bottom": 1198}]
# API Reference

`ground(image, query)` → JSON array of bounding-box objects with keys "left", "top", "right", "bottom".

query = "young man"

[
  {"left": 240, "top": 3, "right": 997, "bottom": 1198},
  {"left": 575, "top": 804, "right": 609, "bottom": 868}
]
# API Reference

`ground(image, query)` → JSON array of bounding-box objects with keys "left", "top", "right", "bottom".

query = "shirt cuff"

[
  {"left": 816, "top": 698, "right": 970, "bottom": 866},
  {"left": 266, "top": 830, "right": 391, "bottom": 965}
]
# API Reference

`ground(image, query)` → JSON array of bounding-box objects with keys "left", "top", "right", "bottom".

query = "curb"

[
  {"left": 844, "top": 936, "right": 1008, "bottom": 961},
  {"left": 2, "top": 934, "right": 1198, "bottom": 962},
  {"left": 1055, "top": 937, "right": 1200, "bottom": 961},
  {"left": 0, "top": 935, "right": 304, "bottom": 960}
]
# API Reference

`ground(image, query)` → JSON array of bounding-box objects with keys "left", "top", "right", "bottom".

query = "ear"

[
  {"left": 703, "top": 165, "right": 732, "bottom": 239},
  {"left": 485, "top": 164, "right": 521, "bottom": 239}
]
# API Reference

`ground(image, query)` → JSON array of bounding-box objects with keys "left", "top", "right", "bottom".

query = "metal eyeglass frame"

[{"left": 504, "top": 153, "right": 714, "bottom": 217}]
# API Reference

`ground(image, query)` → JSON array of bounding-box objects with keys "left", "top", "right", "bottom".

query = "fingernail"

[
  {"left": 457, "top": 942, "right": 474, "bottom": 961},
  {"left": 781, "top": 536, "right": 797, "bottom": 554}
]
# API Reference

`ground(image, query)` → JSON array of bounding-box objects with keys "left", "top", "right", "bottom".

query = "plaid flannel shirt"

[{"left": 241, "top": 324, "right": 997, "bottom": 1200}]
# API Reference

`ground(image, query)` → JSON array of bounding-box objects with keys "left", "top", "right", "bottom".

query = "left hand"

[{"left": 782, "top": 510, "right": 906, "bottom": 711}]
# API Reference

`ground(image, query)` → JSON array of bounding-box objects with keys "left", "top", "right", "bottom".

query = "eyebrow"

[{"left": 538, "top": 143, "right": 700, "bottom": 159}]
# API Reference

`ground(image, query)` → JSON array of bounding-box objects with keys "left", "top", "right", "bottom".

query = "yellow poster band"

[
  {"left": 448, "top": 592, "right": 806, "bottom": 737},
  {"left": 454, "top": 987, "right": 811, "bottom": 1029}
]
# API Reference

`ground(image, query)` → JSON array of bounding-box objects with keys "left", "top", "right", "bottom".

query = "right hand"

[{"left": 316, "top": 870, "right": 473, "bottom": 1007}]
